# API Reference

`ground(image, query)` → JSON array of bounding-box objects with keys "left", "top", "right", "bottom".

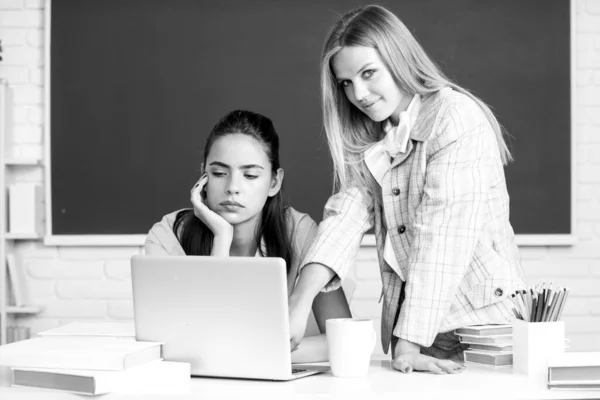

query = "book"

[
  {"left": 455, "top": 324, "right": 512, "bottom": 336},
  {"left": 456, "top": 334, "right": 512, "bottom": 345},
  {"left": 11, "top": 360, "right": 190, "bottom": 395},
  {"left": 0, "top": 336, "right": 161, "bottom": 370},
  {"left": 38, "top": 321, "right": 136, "bottom": 339},
  {"left": 6, "top": 254, "right": 27, "bottom": 306},
  {"left": 548, "top": 382, "right": 600, "bottom": 390},
  {"left": 6, "top": 325, "right": 31, "bottom": 344},
  {"left": 548, "top": 352, "right": 600, "bottom": 388},
  {"left": 468, "top": 343, "right": 513, "bottom": 352},
  {"left": 464, "top": 350, "right": 513, "bottom": 367}
]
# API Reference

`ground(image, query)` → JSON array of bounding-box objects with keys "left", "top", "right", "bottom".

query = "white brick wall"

[{"left": 1, "top": 1, "right": 599, "bottom": 358}]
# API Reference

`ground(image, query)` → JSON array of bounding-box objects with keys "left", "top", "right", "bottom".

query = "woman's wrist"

[
  {"left": 289, "top": 290, "right": 313, "bottom": 314},
  {"left": 210, "top": 233, "right": 233, "bottom": 256},
  {"left": 394, "top": 338, "right": 421, "bottom": 359},
  {"left": 288, "top": 263, "right": 336, "bottom": 320}
]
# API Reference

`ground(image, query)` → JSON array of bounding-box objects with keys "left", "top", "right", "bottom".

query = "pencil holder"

[{"left": 512, "top": 319, "right": 564, "bottom": 377}]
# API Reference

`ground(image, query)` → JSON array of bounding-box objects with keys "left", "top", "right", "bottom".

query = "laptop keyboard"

[{"left": 292, "top": 368, "right": 307, "bottom": 374}]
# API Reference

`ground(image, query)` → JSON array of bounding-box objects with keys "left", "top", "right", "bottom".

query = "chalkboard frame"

[{"left": 42, "top": 0, "right": 577, "bottom": 247}]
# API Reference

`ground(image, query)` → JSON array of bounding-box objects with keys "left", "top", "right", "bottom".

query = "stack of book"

[
  {"left": 455, "top": 324, "right": 513, "bottom": 367},
  {"left": 0, "top": 321, "right": 190, "bottom": 395},
  {"left": 548, "top": 352, "right": 600, "bottom": 390}
]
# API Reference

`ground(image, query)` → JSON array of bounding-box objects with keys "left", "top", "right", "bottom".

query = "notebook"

[
  {"left": 548, "top": 352, "right": 600, "bottom": 390},
  {"left": 454, "top": 324, "right": 512, "bottom": 336},
  {"left": 11, "top": 360, "right": 190, "bottom": 395},
  {"left": 38, "top": 321, "right": 135, "bottom": 339},
  {"left": 131, "top": 255, "right": 329, "bottom": 381},
  {"left": 0, "top": 336, "right": 160, "bottom": 370}
]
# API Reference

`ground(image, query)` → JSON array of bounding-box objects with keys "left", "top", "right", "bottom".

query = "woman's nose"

[
  {"left": 353, "top": 81, "right": 369, "bottom": 102},
  {"left": 226, "top": 177, "right": 240, "bottom": 195}
]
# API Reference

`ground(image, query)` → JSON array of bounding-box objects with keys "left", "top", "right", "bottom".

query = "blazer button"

[
  {"left": 392, "top": 188, "right": 400, "bottom": 196},
  {"left": 494, "top": 288, "right": 503, "bottom": 297},
  {"left": 398, "top": 225, "right": 406, "bottom": 234}
]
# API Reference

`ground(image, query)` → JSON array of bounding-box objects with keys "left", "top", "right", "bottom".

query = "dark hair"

[{"left": 172, "top": 110, "right": 293, "bottom": 271}]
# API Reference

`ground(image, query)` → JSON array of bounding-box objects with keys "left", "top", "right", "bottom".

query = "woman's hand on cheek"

[
  {"left": 190, "top": 174, "right": 234, "bottom": 243},
  {"left": 392, "top": 338, "right": 466, "bottom": 375}
]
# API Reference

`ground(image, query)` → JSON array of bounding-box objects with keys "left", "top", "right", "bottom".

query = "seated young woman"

[{"left": 145, "top": 109, "right": 351, "bottom": 363}]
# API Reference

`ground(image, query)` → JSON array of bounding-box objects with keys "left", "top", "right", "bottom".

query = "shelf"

[
  {"left": 7, "top": 305, "right": 42, "bottom": 314},
  {"left": 4, "top": 158, "right": 43, "bottom": 166},
  {"left": 5, "top": 232, "right": 42, "bottom": 240}
]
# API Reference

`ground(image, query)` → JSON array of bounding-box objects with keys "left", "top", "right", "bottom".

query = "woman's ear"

[{"left": 268, "top": 168, "right": 284, "bottom": 197}]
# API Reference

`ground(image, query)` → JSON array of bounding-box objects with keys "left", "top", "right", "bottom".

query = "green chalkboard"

[{"left": 50, "top": 0, "right": 571, "bottom": 235}]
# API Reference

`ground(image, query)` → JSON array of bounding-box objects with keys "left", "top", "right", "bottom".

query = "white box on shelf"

[
  {"left": 7, "top": 183, "right": 44, "bottom": 235},
  {"left": 513, "top": 319, "right": 564, "bottom": 378}
]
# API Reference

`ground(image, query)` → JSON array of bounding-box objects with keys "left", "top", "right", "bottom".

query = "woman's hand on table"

[{"left": 392, "top": 338, "right": 466, "bottom": 375}]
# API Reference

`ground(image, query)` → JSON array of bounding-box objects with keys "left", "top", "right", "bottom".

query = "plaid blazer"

[{"left": 302, "top": 88, "right": 525, "bottom": 353}]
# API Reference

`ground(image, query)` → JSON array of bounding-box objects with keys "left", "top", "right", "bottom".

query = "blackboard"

[{"left": 50, "top": 0, "right": 571, "bottom": 236}]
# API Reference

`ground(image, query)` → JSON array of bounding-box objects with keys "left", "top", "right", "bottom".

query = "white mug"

[{"left": 326, "top": 318, "right": 376, "bottom": 378}]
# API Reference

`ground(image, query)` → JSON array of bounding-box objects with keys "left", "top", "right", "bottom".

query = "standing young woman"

[
  {"left": 145, "top": 110, "right": 351, "bottom": 363},
  {"left": 289, "top": 5, "right": 525, "bottom": 374}
]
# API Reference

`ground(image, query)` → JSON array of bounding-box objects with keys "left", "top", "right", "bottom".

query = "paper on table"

[{"left": 38, "top": 321, "right": 135, "bottom": 339}]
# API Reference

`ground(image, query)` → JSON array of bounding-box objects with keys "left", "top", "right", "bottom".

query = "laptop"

[{"left": 131, "top": 255, "right": 329, "bottom": 381}]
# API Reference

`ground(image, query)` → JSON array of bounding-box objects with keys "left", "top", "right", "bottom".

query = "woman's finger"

[
  {"left": 437, "top": 359, "right": 461, "bottom": 374},
  {"left": 392, "top": 358, "right": 413, "bottom": 373},
  {"left": 426, "top": 362, "right": 445, "bottom": 375},
  {"left": 453, "top": 363, "right": 466, "bottom": 373},
  {"left": 290, "top": 336, "right": 301, "bottom": 353},
  {"left": 191, "top": 174, "right": 207, "bottom": 194},
  {"left": 190, "top": 177, "right": 208, "bottom": 207}
]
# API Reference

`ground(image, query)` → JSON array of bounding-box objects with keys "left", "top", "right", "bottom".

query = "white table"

[{"left": 0, "top": 360, "right": 598, "bottom": 400}]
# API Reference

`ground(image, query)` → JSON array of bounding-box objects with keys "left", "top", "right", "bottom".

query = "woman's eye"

[
  {"left": 245, "top": 175, "right": 258, "bottom": 180},
  {"left": 363, "top": 70, "right": 375, "bottom": 78},
  {"left": 340, "top": 80, "right": 350, "bottom": 88},
  {"left": 211, "top": 171, "right": 226, "bottom": 177}
]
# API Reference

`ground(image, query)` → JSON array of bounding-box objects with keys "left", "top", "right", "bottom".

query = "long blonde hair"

[{"left": 321, "top": 5, "right": 512, "bottom": 194}]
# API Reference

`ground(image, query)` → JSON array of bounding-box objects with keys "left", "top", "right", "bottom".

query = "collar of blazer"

[{"left": 404, "top": 87, "right": 454, "bottom": 143}]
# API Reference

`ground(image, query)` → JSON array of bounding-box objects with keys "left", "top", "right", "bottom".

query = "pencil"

[
  {"left": 531, "top": 294, "right": 538, "bottom": 322},
  {"left": 515, "top": 291, "right": 529, "bottom": 321},
  {"left": 527, "top": 288, "right": 534, "bottom": 320},
  {"left": 543, "top": 290, "right": 556, "bottom": 322},
  {"left": 535, "top": 285, "right": 545, "bottom": 322},
  {"left": 523, "top": 289, "right": 532, "bottom": 317},
  {"left": 546, "top": 286, "right": 561, "bottom": 322},
  {"left": 549, "top": 287, "right": 565, "bottom": 322},
  {"left": 555, "top": 288, "right": 569, "bottom": 321},
  {"left": 510, "top": 294, "right": 522, "bottom": 320},
  {"left": 511, "top": 306, "right": 523, "bottom": 320},
  {"left": 541, "top": 286, "right": 553, "bottom": 322}
]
